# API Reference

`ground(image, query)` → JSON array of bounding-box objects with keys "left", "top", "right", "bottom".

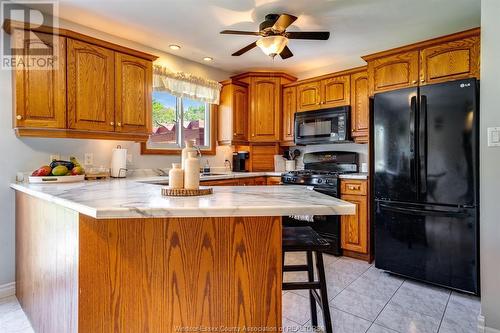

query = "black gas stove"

[{"left": 281, "top": 151, "right": 359, "bottom": 256}]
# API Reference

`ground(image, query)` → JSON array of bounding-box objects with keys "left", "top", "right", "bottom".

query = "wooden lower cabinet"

[
  {"left": 201, "top": 179, "right": 240, "bottom": 186},
  {"left": 266, "top": 177, "right": 282, "bottom": 185},
  {"left": 16, "top": 192, "right": 282, "bottom": 332},
  {"left": 202, "top": 176, "right": 278, "bottom": 187},
  {"left": 340, "top": 179, "right": 371, "bottom": 262}
]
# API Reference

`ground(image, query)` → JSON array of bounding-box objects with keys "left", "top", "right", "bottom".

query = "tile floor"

[
  {"left": 0, "top": 255, "right": 480, "bottom": 333},
  {"left": 283, "top": 254, "right": 481, "bottom": 333}
]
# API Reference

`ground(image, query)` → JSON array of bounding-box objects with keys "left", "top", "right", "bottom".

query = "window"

[{"left": 144, "top": 91, "right": 212, "bottom": 153}]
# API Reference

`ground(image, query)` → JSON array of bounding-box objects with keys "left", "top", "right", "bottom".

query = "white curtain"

[{"left": 153, "top": 65, "right": 222, "bottom": 104}]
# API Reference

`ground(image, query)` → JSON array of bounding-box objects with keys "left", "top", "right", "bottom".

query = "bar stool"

[{"left": 282, "top": 226, "right": 333, "bottom": 333}]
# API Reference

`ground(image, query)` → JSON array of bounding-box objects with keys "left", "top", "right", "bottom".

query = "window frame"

[{"left": 141, "top": 92, "right": 216, "bottom": 155}]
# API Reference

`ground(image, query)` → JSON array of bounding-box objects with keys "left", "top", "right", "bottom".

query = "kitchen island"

[{"left": 11, "top": 179, "right": 355, "bottom": 333}]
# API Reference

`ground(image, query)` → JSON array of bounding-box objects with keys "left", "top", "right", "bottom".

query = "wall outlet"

[
  {"left": 49, "top": 154, "right": 60, "bottom": 162},
  {"left": 127, "top": 154, "right": 133, "bottom": 164},
  {"left": 84, "top": 153, "right": 94, "bottom": 166},
  {"left": 488, "top": 127, "right": 500, "bottom": 147}
]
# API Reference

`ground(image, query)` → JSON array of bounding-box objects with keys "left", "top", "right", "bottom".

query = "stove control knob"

[{"left": 317, "top": 179, "right": 323, "bottom": 184}]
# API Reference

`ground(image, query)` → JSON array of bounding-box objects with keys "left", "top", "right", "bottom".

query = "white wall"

[
  {"left": 479, "top": 0, "right": 500, "bottom": 330},
  {"left": 293, "top": 143, "right": 369, "bottom": 170},
  {"left": 0, "top": 18, "right": 231, "bottom": 286}
]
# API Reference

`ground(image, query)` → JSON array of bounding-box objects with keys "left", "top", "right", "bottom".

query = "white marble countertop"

[
  {"left": 338, "top": 173, "right": 369, "bottom": 180},
  {"left": 10, "top": 178, "right": 356, "bottom": 219}
]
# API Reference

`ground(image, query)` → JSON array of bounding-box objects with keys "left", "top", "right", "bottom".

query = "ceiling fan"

[{"left": 220, "top": 13, "right": 330, "bottom": 60}]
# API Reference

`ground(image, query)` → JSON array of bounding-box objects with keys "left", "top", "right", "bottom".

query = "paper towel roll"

[{"left": 111, "top": 146, "right": 127, "bottom": 178}]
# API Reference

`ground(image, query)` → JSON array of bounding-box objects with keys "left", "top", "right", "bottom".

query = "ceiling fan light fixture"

[{"left": 256, "top": 35, "right": 288, "bottom": 58}]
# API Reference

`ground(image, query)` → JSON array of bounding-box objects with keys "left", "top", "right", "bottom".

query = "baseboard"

[
  {"left": 478, "top": 314, "right": 500, "bottom": 333},
  {"left": 0, "top": 282, "right": 16, "bottom": 299}
]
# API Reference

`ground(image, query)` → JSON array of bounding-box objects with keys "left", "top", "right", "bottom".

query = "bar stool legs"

[
  {"left": 306, "top": 251, "right": 318, "bottom": 327},
  {"left": 315, "top": 251, "right": 332, "bottom": 333},
  {"left": 282, "top": 250, "right": 332, "bottom": 333}
]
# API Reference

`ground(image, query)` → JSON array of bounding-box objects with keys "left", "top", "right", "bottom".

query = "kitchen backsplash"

[{"left": 292, "top": 143, "right": 369, "bottom": 170}]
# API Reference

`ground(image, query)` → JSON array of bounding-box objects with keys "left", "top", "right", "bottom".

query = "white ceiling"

[{"left": 55, "top": 0, "right": 481, "bottom": 77}]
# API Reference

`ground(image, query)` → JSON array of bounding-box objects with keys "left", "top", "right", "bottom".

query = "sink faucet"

[
  {"left": 154, "top": 168, "right": 168, "bottom": 176},
  {"left": 193, "top": 145, "right": 202, "bottom": 158}
]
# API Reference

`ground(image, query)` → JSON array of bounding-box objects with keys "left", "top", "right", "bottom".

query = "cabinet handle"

[
  {"left": 412, "top": 80, "right": 417, "bottom": 84},
  {"left": 110, "top": 122, "right": 114, "bottom": 126},
  {"left": 347, "top": 185, "right": 361, "bottom": 190},
  {"left": 421, "top": 79, "right": 425, "bottom": 83},
  {"left": 16, "top": 115, "right": 22, "bottom": 120},
  {"left": 117, "top": 122, "right": 122, "bottom": 127}
]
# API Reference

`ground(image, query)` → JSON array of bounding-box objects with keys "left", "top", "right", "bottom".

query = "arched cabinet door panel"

[
  {"left": 115, "top": 53, "right": 152, "bottom": 134},
  {"left": 67, "top": 39, "right": 115, "bottom": 132},
  {"left": 13, "top": 31, "right": 66, "bottom": 129}
]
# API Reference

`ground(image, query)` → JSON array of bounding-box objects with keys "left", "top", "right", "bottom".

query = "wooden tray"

[
  {"left": 161, "top": 187, "right": 213, "bottom": 197},
  {"left": 29, "top": 175, "right": 85, "bottom": 184},
  {"left": 85, "top": 172, "right": 110, "bottom": 180}
]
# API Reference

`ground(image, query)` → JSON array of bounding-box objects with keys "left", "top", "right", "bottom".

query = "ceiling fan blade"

[
  {"left": 272, "top": 14, "right": 297, "bottom": 32},
  {"left": 280, "top": 46, "right": 293, "bottom": 59},
  {"left": 220, "top": 30, "right": 261, "bottom": 36},
  {"left": 232, "top": 41, "right": 257, "bottom": 56},
  {"left": 287, "top": 31, "right": 330, "bottom": 40}
]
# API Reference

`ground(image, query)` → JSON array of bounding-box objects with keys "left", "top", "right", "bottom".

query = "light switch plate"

[{"left": 488, "top": 127, "right": 500, "bottom": 147}]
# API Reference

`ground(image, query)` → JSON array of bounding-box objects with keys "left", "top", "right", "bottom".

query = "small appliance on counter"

[
  {"left": 111, "top": 145, "right": 127, "bottom": 178},
  {"left": 232, "top": 151, "right": 249, "bottom": 172},
  {"left": 281, "top": 151, "right": 359, "bottom": 256}
]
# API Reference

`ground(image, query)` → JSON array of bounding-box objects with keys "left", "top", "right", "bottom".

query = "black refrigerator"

[{"left": 373, "top": 78, "right": 479, "bottom": 295}]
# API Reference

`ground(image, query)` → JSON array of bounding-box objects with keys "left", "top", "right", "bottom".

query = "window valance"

[{"left": 153, "top": 65, "right": 222, "bottom": 104}]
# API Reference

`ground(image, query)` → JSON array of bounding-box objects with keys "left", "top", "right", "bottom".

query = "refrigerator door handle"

[
  {"left": 419, "top": 95, "right": 428, "bottom": 195},
  {"left": 378, "top": 203, "right": 470, "bottom": 217},
  {"left": 409, "top": 96, "right": 417, "bottom": 191}
]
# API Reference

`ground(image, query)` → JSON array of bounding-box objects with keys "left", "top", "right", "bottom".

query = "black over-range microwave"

[{"left": 294, "top": 106, "right": 352, "bottom": 145}]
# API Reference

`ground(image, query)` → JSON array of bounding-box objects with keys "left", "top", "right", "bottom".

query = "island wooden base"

[{"left": 16, "top": 192, "right": 282, "bottom": 332}]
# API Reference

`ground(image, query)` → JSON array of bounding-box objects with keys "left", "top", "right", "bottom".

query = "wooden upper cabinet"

[
  {"left": 115, "top": 52, "right": 152, "bottom": 134},
  {"left": 296, "top": 81, "right": 320, "bottom": 112},
  {"left": 350, "top": 71, "right": 369, "bottom": 141},
  {"left": 282, "top": 86, "right": 296, "bottom": 143},
  {"left": 218, "top": 81, "right": 248, "bottom": 144},
  {"left": 420, "top": 36, "right": 480, "bottom": 85},
  {"left": 233, "top": 84, "right": 248, "bottom": 141},
  {"left": 67, "top": 39, "right": 115, "bottom": 132},
  {"left": 249, "top": 77, "right": 281, "bottom": 142},
  {"left": 320, "top": 75, "right": 350, "bottom": 108},
  {"left": 13, "top": 31, "right": 66, "bottom": 129},
  {"left": 367, "top": 50, "right": 419, "bottom": 95}
]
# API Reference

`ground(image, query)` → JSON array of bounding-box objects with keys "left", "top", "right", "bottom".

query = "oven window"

[{"left": 298, "top": 117, "right": 338, "bottom": 138}]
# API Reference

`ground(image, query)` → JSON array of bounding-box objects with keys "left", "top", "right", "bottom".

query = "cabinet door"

[
  {"left": 13, "top": 31, "right": 66, "bottom": 129},
  {"left": 253, "top": 177, "right": 267, "bottom": 185},
  {"left": 368, "top": 50, "right": 419, "bottom": 95},
  {"left": 320, "top": 75, "right": 350, "bottom": 108},
  {"left": 282, "top": 86, "right": 296, "bottom": 142},
  {"left": 266, "top": 177, "right": 282, "bottom": 185},
  {"left": 350, "top": 71, "right": 369, "bottom": 140},
  {"left": 420, "top": 36, "right": 480, "bottom": 85},
  {"left": 249, "top": 77, "right": 280, "bottom": 141},
  {"left": 233, "top": 84, "right": 248, "bottom": 141},
  {"left": 296, "top": 81, "right": 320, "bottom": 112},
  {"left": 341, "top": 194, "right": 368, "bottom": 253},
  {"left": 67, "top": 39, "right": 115, "bottom": 131},
  {"left": 115, "top": 52, "right": 152, "bottom": 134}
]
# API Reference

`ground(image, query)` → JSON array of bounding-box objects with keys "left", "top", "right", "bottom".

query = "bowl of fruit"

[{"left": 29, "top": 157, "right": 85, "bottom": 183}]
